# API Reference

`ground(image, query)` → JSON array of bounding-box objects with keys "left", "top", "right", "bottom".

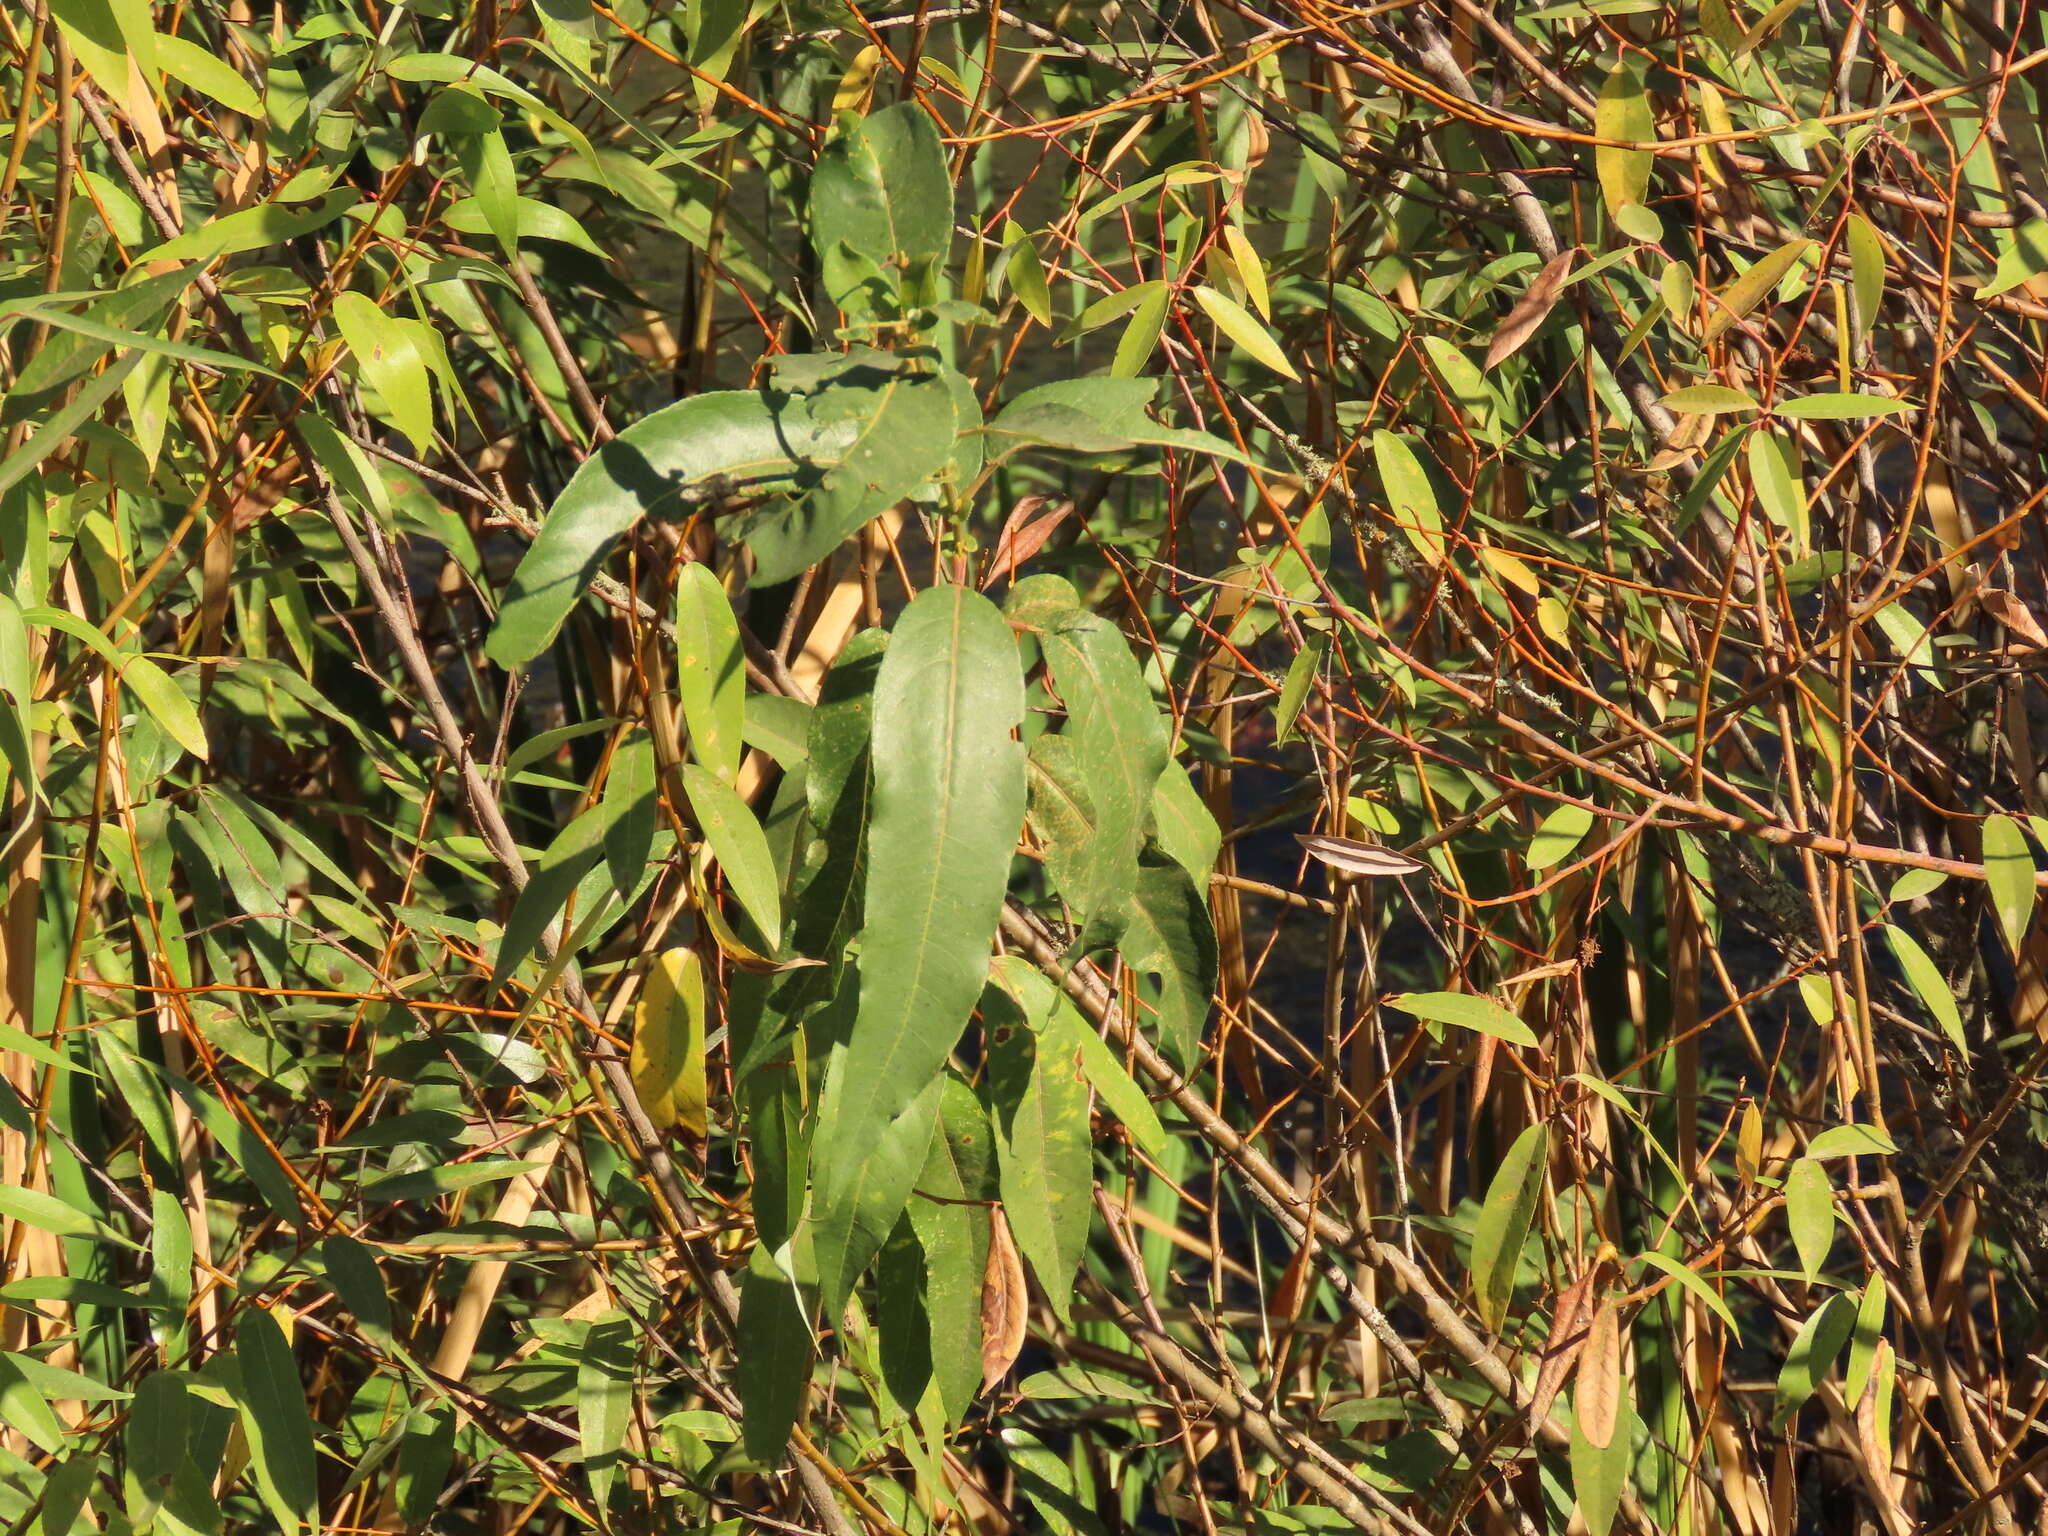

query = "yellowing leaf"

[
  {"left": 1703, "top": 239, "right": 1812, "bottom": 342},
  {"left": 1660, "top": 384, "right": 1758, "bottom": 414},
  {"left": 1191, "top": 284, "right": 1299, "bottom": 380},
  {"left": 1594, "top": 62, "right": 1654, "bottom": 217},
  {"left": 629, "top": 948, "right": 708, "bottom": 1135},
  {"left": 1222, "top": 225, "right": 1270, "bottom": 319},
  {"left": 1479, "top": 544, "right": 1540, "bottom": 596},
  {"left": 1006, "top": 232, "right": 1053, "bottom": 327},
  {"left": 1983, "top": 814, "right": 2037, "bottom": 955},
  {"left": 1469, "top": 1124, "right": 1547, "bottom": 1331},
  {"left": 1392, "top": 990, "right": 1538, "bottom": 1047},
  {"left": 1775, "top": 392, "right": 1913, "bottom": 420}
]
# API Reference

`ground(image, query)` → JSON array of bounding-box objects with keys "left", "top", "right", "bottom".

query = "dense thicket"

[{"left": 3, "top": 2, "right": 2048, "bottom": 1535}]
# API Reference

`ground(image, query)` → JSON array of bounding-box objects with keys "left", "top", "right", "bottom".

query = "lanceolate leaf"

[
  {"left": 1392, "top": 990, "right": 1538, "bottom": 1048},
  {"left": 629, "top": 948, "right": 708, "bottom": 1135},
  {"left": 1470, "top": 1124, "right": 1547, "bottom": 1332},
  {"left": 1982, "top": 813, "right": 2036, "bottom": 956},
  {"left": 682, "top": 762, "right": 784, "bottom": 945},
  {"left": 1703, "top": 239, "right": 1812, "bottom": 342},
  {"left": 1785, "top": 1156, "right": 1833, "bottom": 1281},
  {"left": 985, "top": 963, "right": 1094, "bottom": 1324},
  {"left": 489, "top": 368, "right": 957, "bottom": 665},
  {"left": 673, "top": 563, "right": 746, "bottom": 782},
  {"left": 234, "top": 1309, "right": 318, "bottom": 1530},
  {"left": 578, "top": 1312, "right": 634, "bottom": 1507},
  {"left": 810, "top": 586, "right": 1026, "bottom": 1306},
  {"left": 1882, "top": 924, "right": 1967, "bottom": 1056},
  {"left": 1008, "top": 575, "right": 1170, "bottom": 949},
  {"left": 1775, "top": 1292, "right": 1856, "bottom": 1426},
  {"left": 1116, "top": 850, "right": 1219, "bottom": 1070},
  {"left": 733, "top": 357, "right": 963, "bottom": 585},
  {"left": 1594, "top": 61, "right": 1653, "bottom": 216},
  {"left": 738, "top": 1247, "right": 812, "bottom": 1464},
  {"left": 908, "top": 1077, "right": 999, "bottom": 1424}
]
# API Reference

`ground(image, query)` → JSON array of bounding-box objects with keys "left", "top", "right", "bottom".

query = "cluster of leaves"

[{"left": 7, "top": 0, "right": 2048, "bottom": 1534}]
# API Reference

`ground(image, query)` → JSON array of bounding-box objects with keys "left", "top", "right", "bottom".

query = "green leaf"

[
  {"left": 318, "top": 1235, "right": 391, "bottom": 1344},
  {"left": 1111, "top": 282, "right": 1170, "bottom": 377},
  {"left": 119, "top": 653, "right": 209, "bottom": 764},
  {"left": 682, "top": 763, "right": 783, "bottom": 945},
  {"left": 810, "top": 101, "right": 952, "bottom": 288},
  {"left": 1594, "top": 61, "right": 1653, "bottom": 216},
  {"left": 1775, "top": 392, "right": 1913, "bottom": 420},
  {"left": 1703, "top": 240, "right": 1812, "bottom": 342},
  {"left": 1391, "top": 990, "right": 1538, "bottom": 1048},
  {"left": 0, "top": 1354, "right": 63, "bottom": 1455},
  {"left": 1151, "top": 765, "right": 1221, "bottom": 882},
  {"left": 1748, "top": 429, "right": 1807, "bottom": 552},
  {"left": 810, "top": 586, "right": 1026, "bottom": 1306},
  {"left": 1784, "top": 1157, "right": 1833, "bottom": 1280},
  {"left": 735, "top": 356, "right": 963, "bottom": 585},
  {"left": 987, "top": 377, "right": 1248, "bottom": 465},
  {"left": 1774, "top": 1291, "right": 1855, "bottom": 1426},
  {"left": 738, "top": 1246, "right": 812, "bottom": 1462},
  {"left": 359, "top": 1158, "right": 547, "bottom": 1203},
  {"left": 1372, "top": 431, "right": 1445, "bottom": 566},
  {"left": 333, "top": 291, "right": 436, "bottom": 450},
  {"left": 1881, "top": 922, "right": 1965, "bottom": 1055},
  {"left": 674, "top": 563, "right": 747, "bottom": 782},
  {"left": 1044, "top": 998, "right": 1166, "bottom": 1155},
  {"left": 1632, "top": 1249, "right": 1740, "bottom": 1334},
  {"left": 1845, "top": 1273, "right": 1887, "bottom": 1406},
  {"left": 0, "top": 1184, "right": 108, "bottom": 1241},
  {"left": 1469, "top": 1124, "right": 1547, "bottom": 1332},
  {"left": 152, "top": 31, "right": 261, "bottom": 113},
  {"left": 140, "top": 189, "right": 358, "bottom": 265},
  {"left": 1190, "top": 284, "right": 1299, "bottom": 380},
  {"left": 1116, "top": 850, "right": 1219, "bottom": 1069},
  {"left": 235, "top": 1309, "right": 318, "bottom": 1529},
  {"left": 578, "top": 1312, "right": 634, "bottom": 1506},
  {"left": 908, "top": 1077, "right": 998, "bottom": 1423},
  {"left": 1570, "top": 1393, "right": 1633, "bottom": 1536},
  {"left": 1527, "top": 803, "right": 1595, "bottom": 871},
  {"left": 1272, "top": 635, "right": 1325, "bottom": 745},
  {"left": 48, "top": 0, "right": 156, "bottom": 91},
  {"left": 985, "top": 961, "right": 1095, "bottom": 1324},
  {"left": 1804, "top": 1123, "right": 1897, "bottom": 1158},
  {"left": 1982, "top": 813, "right": 2036, "bottom": 955},
  {"left": 1006, "top": 232, "right": 1053, "bottom": 326},
  {"left": 1009, "top": 575, "right": 1171, "bottom": 947}
]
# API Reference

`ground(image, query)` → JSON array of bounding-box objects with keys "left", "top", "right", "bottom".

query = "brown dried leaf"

[
  {"left": 1528, "top": 1262, "right": 1597, "bottom": 1431},
  {"left": 1296, "top": 833, "right": 1427, "bottom": 879},
  {"left": 1484, "top": 251, "right": 1576, "bottom": 370},
  {"left": 981, "top": 1205, "right": 1030, "bottom": 1391},
  {"left": 1979, "top": 586, "right": 2048, "bottom": 650},
  {"left": 1577, "top": 1295, "right": 1623, "bottom": 1449},
  {"left": 981, "top": 496, "right": 1075, "bottom": 590}
]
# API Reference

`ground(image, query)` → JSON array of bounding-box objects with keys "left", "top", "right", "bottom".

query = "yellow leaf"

[
  {"left": 1703, "top": 239, "right": 1812, "bottom": 342},
  {"left": 1594, "top": 62, "right": 1654, "bottom": 217},
  {"left": 630, "top": 949, "right": 708, "bottom": 1135},
  {"left": 1222, "top": 225, "right": 1270, "bottom": 319},
  {"left": 1191, "top": 284, "right": 1299, "bottom": 380}
]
